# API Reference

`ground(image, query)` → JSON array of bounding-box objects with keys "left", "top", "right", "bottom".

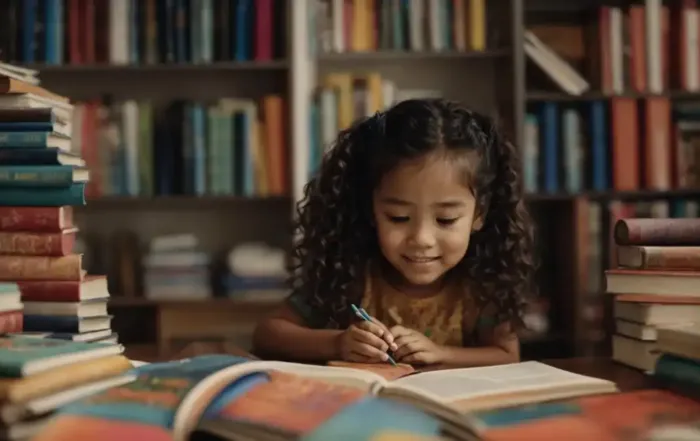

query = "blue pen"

[{"left": 351, "top": 304, "right": 397, "bottom": 366}]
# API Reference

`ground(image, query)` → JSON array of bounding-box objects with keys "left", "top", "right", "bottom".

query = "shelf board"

[
  {"left": 28, "top": 61, "right": 288, "bottom": 74},
  {"left": 109, "top": 297, "right": 283, "bottom": 307},
  {"left": 76, "top": 191, "right": 700, "bottom": 209},
  {"left": 78, "top": 195, "right": 291, "bottom": 210},
  {"left": 587, "top": 189, "right": 700, "bottom": 201},
  {"left": 527, "top": 90, "right": 700, "bottom": 101},
  {"left": 318, "top": 49, "right": 509, "bottom": 62},
  {"left": 525, "top": 189, "right": 700, "bottom": 201}
]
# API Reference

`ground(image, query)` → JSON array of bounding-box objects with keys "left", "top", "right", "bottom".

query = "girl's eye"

[
  {"left": 437, "top": 218, "right": 459, "bottom": 226},
  {"left": 387, "top": 215, "right": 410, "bottom": 223}
]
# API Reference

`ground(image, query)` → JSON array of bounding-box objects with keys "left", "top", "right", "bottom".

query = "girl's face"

[{"left": 372, "top": 153, "right": 482, "bottom": 291}]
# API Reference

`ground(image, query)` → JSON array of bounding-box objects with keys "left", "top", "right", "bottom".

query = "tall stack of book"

[
  {"left": 0, "top": 64, "right": 115, "bottom": 344},
  {"left": 605, "top": 217, "right": 700, "bottom": 372},
  {"left": 0, "top": 335, "right": 132, "bottom": 439}
]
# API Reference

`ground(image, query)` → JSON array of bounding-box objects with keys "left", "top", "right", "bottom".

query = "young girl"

[{"left": 253, "top": 99, "right": 536, "bottom": 367}]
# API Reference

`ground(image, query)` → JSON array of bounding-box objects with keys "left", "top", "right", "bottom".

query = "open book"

[{"left": 179, "top": 360, "right": 618, "bottom": 440}]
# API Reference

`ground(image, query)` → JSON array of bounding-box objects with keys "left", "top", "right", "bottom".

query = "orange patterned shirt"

[{"left": 288, "top": 262, "right": 500, "bottom": 347}]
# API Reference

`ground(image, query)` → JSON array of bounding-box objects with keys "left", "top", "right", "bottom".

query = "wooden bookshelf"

[{"left": 9, "top": 0, "right": 695, "bottom": 359}]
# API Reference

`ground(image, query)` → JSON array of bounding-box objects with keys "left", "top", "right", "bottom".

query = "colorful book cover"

[
  {"left": 197, "top": 370, "right": 368, "bottom": 438},
  {"left": 0, "top": 336, "right": 119, "bottom": 377},
  {"left": 196, "top": 370, "right": 444, "bottom": 441},
  {"left": 31, "top": 355, "right": 253, "bottom": 441},
  {"left": 474, "top": 389, "right": 700, "bottom": 441},
  {"left": 300, "top": 397, "right": 444, "bottom": 440}
]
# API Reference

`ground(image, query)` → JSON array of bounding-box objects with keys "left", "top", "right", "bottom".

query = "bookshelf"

[{"left": 5, "top": 0, "right": 695, "bottom": 358}]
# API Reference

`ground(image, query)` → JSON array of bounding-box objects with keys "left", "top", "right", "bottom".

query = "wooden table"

[{"left": 543, "top": 357, "right": 652, "bottom": 391}]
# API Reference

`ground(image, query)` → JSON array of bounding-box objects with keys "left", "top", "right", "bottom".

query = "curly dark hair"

[{"left": 289, "top": 99, "right": 537, "bottom": 330}]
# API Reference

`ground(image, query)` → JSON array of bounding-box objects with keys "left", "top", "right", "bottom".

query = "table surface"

[{"left": 125, "top": 342, "right": 653, "bottom": 392}]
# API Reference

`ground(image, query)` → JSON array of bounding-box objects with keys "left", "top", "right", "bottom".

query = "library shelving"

[{"left": 6, "top": 0, "right": 697, "bottom": 359}]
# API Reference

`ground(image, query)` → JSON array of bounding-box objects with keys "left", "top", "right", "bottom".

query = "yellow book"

[
  {"left": 0, "top": 355, "right": 132, "bottom": 404},
  {"left": 352, "top": 0, "right": 365, "bottom": 51},
  {"left": 365, "top": 73, "right": 384, "bottom": 114},
  {"left": 469, "top": 0, "right": 486, "bottom": 51},
  {"left": 252, "top": 119, "right": 269, "bottom": 196},
  {"left": 323, "top": 73, "right": 355, "bottom": 130}
]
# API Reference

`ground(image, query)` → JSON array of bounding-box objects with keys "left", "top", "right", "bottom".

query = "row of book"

[
  {"left": 309, "top": 71, "right": 441, "bottom": 176},
  {"left": 314, "top": 0, "right": 487, "bottom": 54},
  {"left": 141, "top": 235, "right": 286, "bottom": 302},
  {"left": 524, "top": 97, "right": 699, "bottom": 194},
  {"left": 605, "top": 217, "right": 700, "bottom": 382},
  {"left": 530, "top": 2, "right": 692, "bottom": 95},
  {"left": 67, "top": 96, "right": 287, "bottom": 199},
  {"left": 0, "top": 0, "right": 286, "bottom": 65}
]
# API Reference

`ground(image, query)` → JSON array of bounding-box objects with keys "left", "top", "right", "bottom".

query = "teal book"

[
  {"left": 0, "top": 182, "right": 86, "bottom": 206},
  {"left": 32, "top": 355, "right": 253, "bottom": 441},
  {"left": 0, "top": 165, "right": 89, "bottom": 188},
  {"left": 299, "top": 398, "right": 443, "bottom": 440},
  {"left": 0, "top": 131, "right": 71, "bottom": 150},
  {"left": 0, "top": 283, "right": 19, "bottom": 295},
  {"left": 0, "top": 335, "right": 124, "bottom": 377}
]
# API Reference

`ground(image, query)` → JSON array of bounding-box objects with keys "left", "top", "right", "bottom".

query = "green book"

[
  {"left": 0, "top": 335, "right": 124, "bottom": 377},
  {"left": 0, "top": 283, "right": 19, "bottom": 295}
]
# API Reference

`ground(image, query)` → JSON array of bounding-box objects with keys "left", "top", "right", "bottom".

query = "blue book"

[
  {"left": 0, "top": 122, "right": 55, "bottom": 132},
  {"left": 0, "top": 165, "right": 89, "bottom": 188},
  {"left": 0, "top": 182, "right": 86, "bottom": 206},
  {"left": 0, "top": 335, "right": 122, "bottom": 377},
  {"left": 0, "top": 131, "right": 71, "bottom": 150},
  {"left": 0, "top": 148, "right": 83, "bottom": 166},
  {"left": 23, "top": 314, "right": 112, "bottom": 334}
]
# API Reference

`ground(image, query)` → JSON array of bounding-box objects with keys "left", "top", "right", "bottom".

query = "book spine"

[
  {"left": 0, "top": 310, "right": 23, "bottom": 334},
  {"left": 0, "top": 255, "right": 82, "bottom": 281},
  {"left": 0, "top": 183, "right": 86, "bottom": 207},
  {"left": 0, "top": 231, "right": 75, "bottom": 256},
  {"left": 23, "top": 315, "right": 83, "bottom": 333},
  {"left": 0, "top": 207, "right": 71, "bottom": 232},
  {"left": 625, "top": 246, "right": 700, "bottom": 270},
  {"left": 0, "top": 166, "right": 75, "bottom": 187},
  {"left": 0, "top": 122, "right": 54, "bottom": 132},
  {"left": 19, "top": 281, "right": 82, "bottom": 302},
  {"left": 0, "top": 148, "right": 62, "bottom": 166},
  {"left": 0, "top": 109, "right": 54, "bottom": 123},
  {"left": 615, "top": 218, "right": 700, "bottom": 245},
  {"left": 0, "top": 132, "right": 50, "bottom": 148}
]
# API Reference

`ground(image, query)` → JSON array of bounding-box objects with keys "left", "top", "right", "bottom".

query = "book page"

[
  {"left": 248, "top": 361, "right": 388, "bottom": 386},
  {"left": 386, "top": 361, "right": 614, "bottom": 402},
  {"left": 327, "top": 361, "right": 415, "bottom": 380}
]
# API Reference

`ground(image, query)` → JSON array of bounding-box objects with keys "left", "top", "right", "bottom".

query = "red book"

[
  {"left": 0, "top": 207, "right": 73, "bottom": 232},
  {"left": 19, "top": 276, "right": 108, "bottom": 302},
  {"left": 0, "top": 229, "right": 77, "bottom": 256}
]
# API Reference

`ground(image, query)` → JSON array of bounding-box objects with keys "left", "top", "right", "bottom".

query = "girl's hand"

[
  {"left": 390, "top": 326, "right": 446, "bottom": 365},
  {"left": 337, "top": 320, "right": 398, "bottom": 363}
]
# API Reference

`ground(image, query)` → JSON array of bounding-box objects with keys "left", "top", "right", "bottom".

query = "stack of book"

[
  {"left": 0, "top": 64, "right": 116, "bottom": 344},
  {"left": 0, "top": 335, "right": 132, "bottom": 440},
  {"left": 605, "top": 217, "right": 700, "bottom": 371}
]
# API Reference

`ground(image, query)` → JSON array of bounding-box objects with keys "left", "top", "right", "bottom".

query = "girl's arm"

[
  {"left": 439, "top": 321, "right": 520, "bottom": 367},
  {"left": 252, "top": 303, "right": 343, "bottom": 362}
]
